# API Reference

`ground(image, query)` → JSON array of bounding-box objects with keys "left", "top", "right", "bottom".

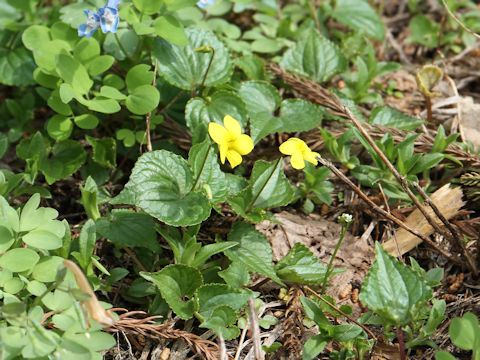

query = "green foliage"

[
  {"left": 280, "top": 28, "right": 347, "bottom": 84},
  {"left": 435, "top": 312, "right": 480, "bottom": 360},
  {"left": 298, "top": 163, "right": 335, "bottom": 210},
  {"left": 153, "top": 29, "right": 233, "bottom": 90},
  {"left": 275, "top": 243, "right": 343, "bottom": 285},
  {"left": 0, "top": 194, "right": 115, "bottom": 359},
  {"left": 225, "top": 222, "right": 283, "bottom": 285},
  {"left": 0, "top": 0, "right": 468, "bottom": 357},
  {"left": 112, "top": 150, "right": 212, "bottom": 226},
  {"left": 360, "top": 243, "right": 433, "bottom": 326},
  {"left": 141, "top": 264, "right": 203, "bottom": 320},
  {"left": 331, "top": 0, "right": 385, "bottom": 41},
  {"left": 229, "top": 159, "right": 294, "bottom": 222},
  {"left": 301, "top": 296, "right": 371, "bottom": 360}
]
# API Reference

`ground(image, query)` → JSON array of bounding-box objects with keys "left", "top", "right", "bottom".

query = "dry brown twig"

[
  {"left": 344, "top": 105, "right": 477, "bottom": 275},
  {"left": 441, "top": 0, "right": 480, "bottom": 40},
  {"left": 305, "top": 286, "right": 377, "bottom": 341},
  {"left": 248, "top": 298, "right": 264, "bottom": 360},
  {"left": 316, "top": 156, "right": 461, "bottom": 264},
  {"left": 267, "top": 63, "right": 478, "bottom": 274},
  {"left": 267, "top": 63, "right": 480, "bottom": 168},
  {"left": 107, "top": 310, "right": 222, "bottom": 360}
]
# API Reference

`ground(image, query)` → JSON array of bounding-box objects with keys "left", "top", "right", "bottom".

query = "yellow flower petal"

[
  {"left": 223, "top": 115, "right": 242, "bottom": 135},
  {"left": 209, "top": 122, "right": 228, "bottom": 145},
  {"left": 219, "top": 143, "right": 228, "bottom": 164},
  {"left": 290, "top": 152, "right": 305, "bottom": 169},
  {"left": 304, "top": 151, "right": 320, "bottom": 165},
  {"left": 232, "top": 134, "right": 254, "bottom": 155},
  {"left": 226, "top": 150, "right": 242, "bottom": 168},
  {"left": 279, "top": 138, "right": 302, "bottom": 155}
]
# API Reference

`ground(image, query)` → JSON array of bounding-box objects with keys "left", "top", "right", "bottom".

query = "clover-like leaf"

[
  {"left": 126, "top": 64, "right": 154, "bottom": 93},
  {"left": 0, "top": 248, "right": 40, "bottom": 273},
  {"left": 153, "top": 15, "right": 188, "bottom": 46},
  {"left": 125, "top": 84, "right": 160, "bottom": 115},
  {"left": 55, "top": 53, "right": 93, "bottom": 95}
]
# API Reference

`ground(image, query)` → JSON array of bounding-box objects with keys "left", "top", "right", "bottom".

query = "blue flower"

[
  {"left": 78, "top": 0, "right": 121, "bottom": 37},
  {"left": 98, "top": 6, "right": 119, "bottom": 34},
  {"left": 78, "top": 10, "right": 100, "bottom": 38},
  {"left": 197, "top": 0, "right": 214, "bottom": 8}
]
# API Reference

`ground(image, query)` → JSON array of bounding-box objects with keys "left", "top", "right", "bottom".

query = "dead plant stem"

[
  {"left": 345, "top": 106, "right": 476, "bottom": 274},
  {"left": 310, "top": 0, "right": 321, "bottom": 32},
  {"left": 411, "top": 182, "right": 477, "bottom": 275},
  {"left": 441, "top": 0, "right": 480, "bottom": 40},
  {"left": 317, "top": 157, "right": 461, "bottom": 264},
  {"left": 248, "top": 298, "right": 264, "bottom": 360},
  {"left": 122, "top": 246, "right": 148, "bottom": 272}
]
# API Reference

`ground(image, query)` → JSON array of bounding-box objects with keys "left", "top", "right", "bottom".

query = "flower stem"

[
  {"left": 321, "top": 220, "right": 351, "bottom": 293},
  {"left": 114, "top": 32, "right": 133, "bottom": 61},
  {"left": 245, "top": 157, "right": 282, "bottom": 214},
  {"left": 198, "top": 47, "right": 215, "bottom": 94},
  {"left": 191, "top": 143, "right": 212, "bottom": 191}
]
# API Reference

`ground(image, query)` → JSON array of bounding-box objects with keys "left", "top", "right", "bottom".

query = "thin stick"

[
  {"left": 267, "top": 63, "right": 474, "bottom": 267},
  {"left": 441, "top": 0, "right": 480, "bottom": 40},
  {"left": 345, "top": 106, "right": 476, "bottom": 274},
  {"left": 248, "top": 298, "right": 264, "bottom": 360},
  {"left": 218, "top": 333, "right": 228, "bottom": 360},
  {"left": 317, "top": 156, "right": 461, "bottom": 264},
  {"left": 305, "top": 286, "right": 377, "bottom": 341},
  {"left": 158, "top": 90, "right": 186, "bottom": 116},
  {"left": 234, "top": 325, "right": 249, "bottom": 360},
  {"left": 378, "top": 183, "right": 403, "bottom": 262},
  {"left": 411, "top": 182, "right": 477, "bottom": 275},
  {"left": 310, "top": 0, "right": 321, "bottom": 32},
  {"left": 122, "top": 246, "right": 148, "bottom": 272}
]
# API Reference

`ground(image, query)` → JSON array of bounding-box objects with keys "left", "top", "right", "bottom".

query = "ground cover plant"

[{"left": 1, "top": 0, "right": 480, "bottom": 359}]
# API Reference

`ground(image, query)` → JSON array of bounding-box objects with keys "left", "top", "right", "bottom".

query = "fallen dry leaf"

[
  {"left": 382, "top": 184, "right": 465, "bottom": 257},
  {"left": 256, "top": 212, "right": 374, "bottom": 317}
]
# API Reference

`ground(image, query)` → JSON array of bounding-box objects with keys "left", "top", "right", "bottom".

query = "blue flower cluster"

[
  {"left": 197, "top": 0, "right": 214, "bottom": 8},
  {"left": 78, "top": 0, "right": 121, "bottom": 38}
]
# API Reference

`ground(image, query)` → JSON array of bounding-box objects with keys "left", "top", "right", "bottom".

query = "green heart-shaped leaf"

[{"left": 112, "top": 150, "right": 211, "bottom": 226}]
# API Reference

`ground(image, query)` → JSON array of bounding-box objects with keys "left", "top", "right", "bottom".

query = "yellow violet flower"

[
  {"left": 279, "top": 137, "right": 320, "bottom": 170},
  {"left": 208, "top": 115, "right": 254, "bottom": 168}
]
